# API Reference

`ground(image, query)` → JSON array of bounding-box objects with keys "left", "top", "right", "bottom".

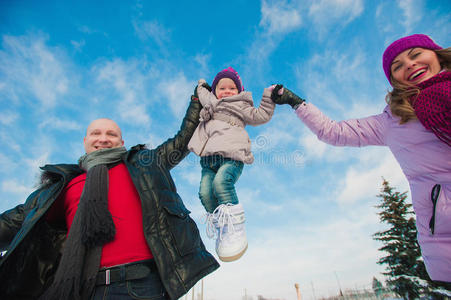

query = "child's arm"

[
  {"left": 197, "top": 79, "right": 220, "bottom": 109},
  {"left": 241, "top": 86, "right": 276, "bottom": 126}
]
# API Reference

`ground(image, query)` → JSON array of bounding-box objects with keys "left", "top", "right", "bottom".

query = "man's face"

[{"left": 83, "top": 118, "right": 124, "bottom": 154}]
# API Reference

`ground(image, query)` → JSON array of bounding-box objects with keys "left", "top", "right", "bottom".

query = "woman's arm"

[{"left": 296, "top": 102, "right": 387, "bottom": 147}]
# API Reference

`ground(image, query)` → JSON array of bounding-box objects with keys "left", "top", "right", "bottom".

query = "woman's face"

[{"left": 390, "top": 47, "right": 441, "bottom": 86}]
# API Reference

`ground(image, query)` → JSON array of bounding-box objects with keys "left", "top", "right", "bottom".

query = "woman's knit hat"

[
  {"left": 211, "top": 67, "right": 244, "bottom": 96},
  {"left": 382, "top": 34, "right": 442, "bottom": 84}
]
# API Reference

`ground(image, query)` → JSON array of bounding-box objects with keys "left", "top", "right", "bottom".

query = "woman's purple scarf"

[{"left": 410, "top": 71, "right": 451, "bottom": 147}]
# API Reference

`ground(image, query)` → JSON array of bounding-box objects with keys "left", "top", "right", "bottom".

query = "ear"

[{"left": 121, "top": 140, "right": 124, "bottom": 146}]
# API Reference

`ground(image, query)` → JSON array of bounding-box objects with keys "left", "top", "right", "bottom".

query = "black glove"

[
  {"left": 193, "top": 84, "right": 199, "bottom": 100},
  {"left": 271, "top": 84, "right": 305, "bottom": 109},
  {"left": 193, "top": 82, "right": 212, "bottom": 100},
  {"left": 201, "top": 82, "right": 212, "bottom": 92}
]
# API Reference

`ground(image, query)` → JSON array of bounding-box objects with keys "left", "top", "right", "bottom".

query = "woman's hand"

[{"left": 271, "top": 84, "right": 305, "bottom": 109}]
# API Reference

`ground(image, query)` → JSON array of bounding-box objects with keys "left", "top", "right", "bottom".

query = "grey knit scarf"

[{"left": 40, "top": 146, "right": 127, "bottom": 300}]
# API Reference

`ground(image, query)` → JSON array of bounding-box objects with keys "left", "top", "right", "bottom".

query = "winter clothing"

[
  {"left": 90, "top": 260, "right": 167, "bottom": 299},
  {"left": 211, "top": 67, "right": 244, "bottom": 97},
  {"left": 410, "top": 71, "right": 451, "bottom": 146},
  {"left": 206, "top": 203, "right": 248, "bottom": 262},
  {"left": 271, "top": 85, "right": 306, "bottom": 109},
  {"left": 188, "top": 83, "right": 275, "bottom": 164},
  {"left": 295, "top": 101, "right": 451, "bottom": 282},
  {"left": 382, "top": 34, "right": 442, "bottom": 83},
  {"left": 41, "top": 146, "right": 128, "bottom": 300},
  {"left": 199, "top": 156, "right": 244, "bottom": 213},
  {"left": 0, "top": 99, "right": 219, "bottom": 299}
]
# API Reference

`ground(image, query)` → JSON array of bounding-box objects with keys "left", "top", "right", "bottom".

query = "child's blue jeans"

[{"left": 199, "top": 155, "right": 244, "bottom": 213}]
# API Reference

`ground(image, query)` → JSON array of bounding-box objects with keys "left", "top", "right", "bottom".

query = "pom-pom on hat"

[
  {"left": 211, "top": 67, "right": 244, "bottom": 96},
  {"left": 382, "top": 34, "right": 442, "bottom": 84}
]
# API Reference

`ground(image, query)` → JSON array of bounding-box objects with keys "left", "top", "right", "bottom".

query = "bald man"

[{"left": 0, "top": 96, "right": 219, "bottom": 300}]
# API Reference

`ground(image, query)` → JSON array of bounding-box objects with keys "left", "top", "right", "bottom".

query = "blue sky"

[{"left": 0, "top": 0, "right": 450, "bottom": 299}]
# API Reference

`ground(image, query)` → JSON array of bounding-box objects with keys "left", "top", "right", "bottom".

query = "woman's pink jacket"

[{"left": 296, "top": 102, "right": 451, "bottom": 282}]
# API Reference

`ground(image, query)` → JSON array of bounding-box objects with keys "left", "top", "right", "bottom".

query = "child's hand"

[
  {"left": 266, "top": 84, "right": 283, "bottom": 94},
  {"left": 198, "top": 79, "right": 212, "bottom": 92}
]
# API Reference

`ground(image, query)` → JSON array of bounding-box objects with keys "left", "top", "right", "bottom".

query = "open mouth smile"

[{"left": 408, "top": 68, "right": 427, "bottom": 81}]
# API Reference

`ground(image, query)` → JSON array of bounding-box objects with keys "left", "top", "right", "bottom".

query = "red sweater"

[{"left": 47, "top": 163, "right": 153, "bottom": 267}]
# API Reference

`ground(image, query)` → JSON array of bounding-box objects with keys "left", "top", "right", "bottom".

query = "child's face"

[
  {"left": 215, "top": 78, "right": 239, "bottom": 99},
  {"left": 390, "top": 47, "right": 441, "bottom": 86}
]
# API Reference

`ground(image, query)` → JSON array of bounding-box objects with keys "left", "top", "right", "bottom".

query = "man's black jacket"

[{"left": 0, "top": 99, "right": 219, "bottom": 299}]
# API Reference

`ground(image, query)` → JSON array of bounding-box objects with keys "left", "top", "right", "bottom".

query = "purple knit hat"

[
  {"left": 382, "top": 34, "right": 442, "bottom": 84},
  {"left": 211, "top": 67, "right": 244, "bottom": 96}
]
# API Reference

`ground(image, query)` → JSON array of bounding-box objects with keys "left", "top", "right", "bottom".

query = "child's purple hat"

[
  {"left": 382, "top": 34, "right": 442, "bottom": 84},
  {"left": 211, "top": 67, "right": 244, "bottom": 96}
]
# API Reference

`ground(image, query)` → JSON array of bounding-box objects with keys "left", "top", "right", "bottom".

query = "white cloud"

[
  {"left": 260, "top": 0, "right": 302, "bottom": 35},
  {"left": 94, "top": 58, "right": 151, "bottom": 126},
  {"left": 336, "top": 148, "right": 407, "bottom": 205},
  {"left": 1, "top": 179, "right": 32, "bottom": 196},
  {"left": 299, "top": 131, "right": 328, "bottom": 159},
  {"left": 0, "top": 129, "right": 21, "bottom": 152},
  {"left": 133, "top": 20, "right": 171, "bottom": 46},
  {"left": 194, "top": 53, "right": 211, "bottom": 77},
  {"left": 158, "top": 72, "right": 192, "bottom": 118},
  {"left": 25, "top": 153, "right": 50, "bottom": 173},
  {"left": 0, "top": 153, "right": 17, "bottom": 173},
  {"left": 70, "top": 39, "right": 85, "bottom": 52},
  {"left": 398, "top": 0, "right": 423, "bottom": 34},
  {"left": 0, "top": 34, "right": 70, "bottom": 108},
  {"left": 0, "top": 110, "right": 18, "bottom": 125},
  {"left": 308, "top": 0, "right": 364, "bottom": 37},
  {"left": 39, "top": 117, "right": 82, "bottom": 131},
  {"left": 179, "top": 167, "right": 201, "bottom": 186}
]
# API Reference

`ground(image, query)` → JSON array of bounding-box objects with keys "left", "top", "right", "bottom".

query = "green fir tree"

[{"left": 373, "top": 179, "right": 430, "bottom": 299}]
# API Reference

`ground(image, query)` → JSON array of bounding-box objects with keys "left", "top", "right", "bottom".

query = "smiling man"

[
  {"left": 0, "top": 95, "right": 219, "bottom": 300},
  {"left": 84, "top": 118, "right": 125, "bottom": 153}
]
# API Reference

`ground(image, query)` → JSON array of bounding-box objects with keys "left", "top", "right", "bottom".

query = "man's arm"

[
  {"left": 0, "top": 204, "right": 26, "bottom": 251},
  {"left": 0, "top": 185, "right": 43, "bottom": 251},
  {"left": 155, "top": 96, "right": 201, "bottom": 170}
]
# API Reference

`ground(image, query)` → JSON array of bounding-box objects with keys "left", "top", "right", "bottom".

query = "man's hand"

[
  {"left": 271, "top": 84, "right": 305, "bottom": 109},
  {"left": 201, "top": 82, "right": 212, "bottom": 92}
]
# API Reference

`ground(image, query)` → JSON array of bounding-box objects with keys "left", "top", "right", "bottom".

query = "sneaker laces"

[
  {"left": 214, "top": 204, "right": 238, "bottom": 241},
  {"left": 205, "top": 212, "right": 218, "bottom": 239}
]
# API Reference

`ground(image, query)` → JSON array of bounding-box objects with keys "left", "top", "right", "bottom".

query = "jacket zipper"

[
  {"left": 429, "top": 184, "right": 441, "bottom": 235},
  {"left": 198, "top": 136, "right": 209, "bottom": 157}
]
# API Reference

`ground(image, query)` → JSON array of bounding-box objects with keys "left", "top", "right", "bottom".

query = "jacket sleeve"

[
  {"left": 242, "top": 88, "right": 276, "bottom": 126},
  {"left": 198, "top": 84, "right": 220, "bottom": 109},
  {"left": 295, "top": 102, "right": 387, "bottom": 147},
  {"left": 155, "top": 97, "right": 201, "bottom": 170},
  {"left": 0, "top": 188, "right": 41, "bottom": 251}
]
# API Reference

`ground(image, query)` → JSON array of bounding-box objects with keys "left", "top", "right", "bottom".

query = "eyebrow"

[{"left": 391, "top": 48, "right": 416, "bottom": 66}]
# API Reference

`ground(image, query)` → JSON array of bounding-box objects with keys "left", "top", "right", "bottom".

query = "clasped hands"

[{"left": 192, "top": 81, "right": 305, "bottom": 110}]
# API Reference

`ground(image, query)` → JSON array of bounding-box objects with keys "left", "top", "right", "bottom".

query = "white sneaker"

[{"left": 206, "top": 203, "right": 248, "bottom": 262}]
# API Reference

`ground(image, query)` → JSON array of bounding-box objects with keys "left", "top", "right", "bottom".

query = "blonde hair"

[{"left": 386, "top": 47, "right": 451, "bottom": 124}]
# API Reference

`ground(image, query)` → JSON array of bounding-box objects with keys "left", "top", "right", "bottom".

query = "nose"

[
  {"left": 98, "top": 134, "right": 110, "bottom": 144},
  {"left": 405, "top": 58, "right": 416, "bottom": 70}
]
